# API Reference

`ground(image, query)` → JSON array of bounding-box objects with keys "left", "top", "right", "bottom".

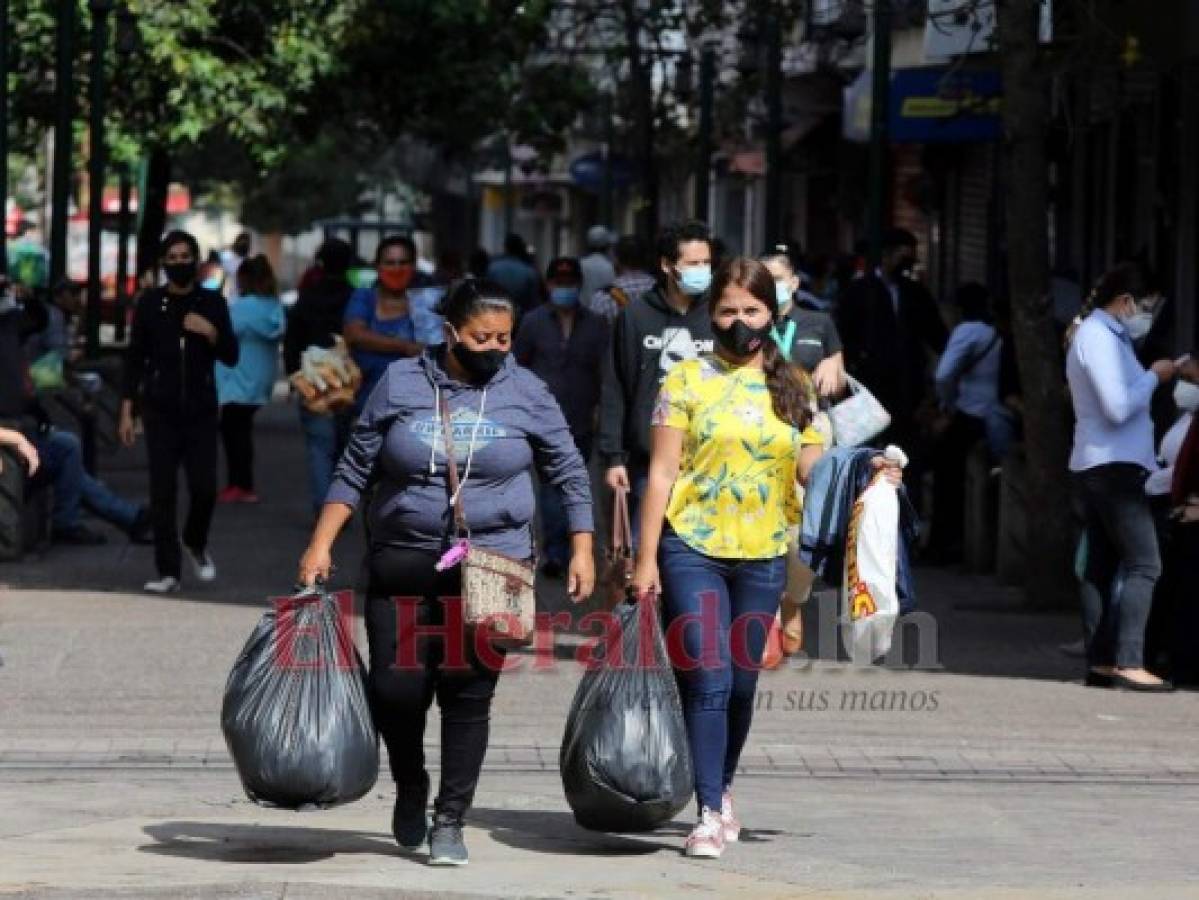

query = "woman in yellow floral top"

[{"left": 632, "top": 257, "right": 823, "bottom": 859}]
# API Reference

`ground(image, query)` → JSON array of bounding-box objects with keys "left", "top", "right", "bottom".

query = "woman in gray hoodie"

[{"left": 299, "top": 279, "right": 595, "bottom": 866}]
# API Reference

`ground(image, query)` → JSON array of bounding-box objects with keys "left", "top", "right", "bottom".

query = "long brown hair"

[
  {"left": 710, "top": 257, "right": 813, "bottom": 432},
  {"left": 236, "top": 254, "right": 278, "bottom": 298}
]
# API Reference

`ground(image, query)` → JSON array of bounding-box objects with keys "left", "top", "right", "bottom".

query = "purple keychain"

[{"left": 435, "top": 538, "right": 470, "bottom": 572}]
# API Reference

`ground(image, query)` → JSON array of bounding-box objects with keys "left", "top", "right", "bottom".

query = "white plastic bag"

[{"left": 841, "top": 447, "right": 905, "bottom": 663}]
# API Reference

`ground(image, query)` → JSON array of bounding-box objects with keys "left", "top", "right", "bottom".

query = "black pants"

[
  {"left": 145, "top": 413, "right": 218, "bottom": 579},
  {"left": 1166, "top": 521, "right": 1199, "bottom": 683},
  {"left": 930, "top": 412, "right": 987, "bottom": 560},
  {"left": 364, "top": 545, "right": 505, "bottom": 823},
  {"left": 220, "top": 403, "right": 260, "bottom": 491}
]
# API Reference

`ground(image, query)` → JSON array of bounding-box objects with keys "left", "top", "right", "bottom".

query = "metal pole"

[
  {"left": 695, "top": 44, "right": 715, "bottom": 222},
  {"left": 0, "top": 0, "right": 9, "bottom": 275},
  {"left": 866, "top": 0, "right": 893, "bottom": 267},
  {"left": 114, "top": 162, "right": 131, "bottom": 342},
  {"left": 49, "top": 0, "right": 76, "bottom": 285},
  {"left": 86, "top": 0, "right": 111, "bottom": 358},
  {"left": 765, "top": 6, "right": 783, "bottom": 243},
  {"left": 601, "top": 92, "right": 614, "bottom": 230},
  {"left": 502, "top": 135, "right": 514, "bottom": 238}
]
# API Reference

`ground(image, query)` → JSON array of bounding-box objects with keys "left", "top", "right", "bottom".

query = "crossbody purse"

[{"left": 438, "top": 396, "right": 537, "bottom": 645}]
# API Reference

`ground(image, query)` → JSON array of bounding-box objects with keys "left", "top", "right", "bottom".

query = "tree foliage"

[{"left": 7, "top": 0, "right": 356, "bottom": 166}]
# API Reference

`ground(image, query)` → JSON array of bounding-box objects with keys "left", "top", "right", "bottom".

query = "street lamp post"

[
  {"left": 86, "top": 0, "right": 113, "bottom": 358},
  {"left": 49, "top": 0, "right": 76, "bottom": 285},
  {"left": 866, "top": 0, "right": 893, "bottom": 267}
]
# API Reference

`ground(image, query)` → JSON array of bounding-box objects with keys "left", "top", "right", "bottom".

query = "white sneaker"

[
  {"left": 186, "top": 548, "right": 216, "bottom": 582},
  {"left": 720, "top": 791, "right": 741, "bottom": 843},
  {"left": 684, "top": 807, "right": 726, "bottom": 859},
  {"left": 144, "top": 576, "right": 181, "bottom": 594}
]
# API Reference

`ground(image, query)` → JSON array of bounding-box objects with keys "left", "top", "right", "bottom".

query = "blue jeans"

[
  {"left": 1073, "top": 464, "right": 1162, "bottom": 669},
  {"left": 539, "top": 436, "right": 592, "bottom": 566},
  {"left": 299, "top": 406, "right": 352, "bottom": 515},
  {"left": 36, "top": 429, "right": 139, "bottom": 530},
  {"left": 658, "top": 528, "right": 784, "bottom": 812}
]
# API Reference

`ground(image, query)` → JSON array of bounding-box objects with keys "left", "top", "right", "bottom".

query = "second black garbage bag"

[
  {"left": 560, "top": 597, "right": 693, "bottom": 832},
  {"left": 221, "top": 585, "right": 379, "bottom": 809}
]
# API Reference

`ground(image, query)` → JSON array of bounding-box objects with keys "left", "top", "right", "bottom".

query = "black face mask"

[
  {"left": 712, "top": 319, "right": 772, "bottom": 358},
  {"left": 451, "top": 342, "right": 507, "bottom": 381},
  {"left": 163, "top": 261, "right": 197, "bottom": 288}
]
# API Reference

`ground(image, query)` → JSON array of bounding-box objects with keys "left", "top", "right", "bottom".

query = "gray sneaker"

[{"left": 428, "top": 814, "right": 468, "bottom": 867}]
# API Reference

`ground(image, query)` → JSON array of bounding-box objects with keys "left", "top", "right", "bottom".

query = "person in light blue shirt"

[
  {"left": 928, "top": 283, "right": 1003, "bottom": 563},
  {"left": 216, "top": 255, "right": 285, "bottom": 502},
  {"left": 1066, "top": 262, "right": 1180, "bottom": 692}
]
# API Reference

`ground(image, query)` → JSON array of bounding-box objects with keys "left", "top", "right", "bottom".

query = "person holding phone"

[{"left": 1066, "top": 262, "right": 1182, "bottom": 691}]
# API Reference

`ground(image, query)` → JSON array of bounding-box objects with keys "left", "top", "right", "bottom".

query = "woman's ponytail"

[{"left": 762, "top": 339, "right": 814, "bottom": 432}]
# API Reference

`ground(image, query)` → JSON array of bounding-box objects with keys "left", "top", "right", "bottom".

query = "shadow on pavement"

[
  {"left": 466, "top": 806, "right": 682, "bottom": 856},
  {"left": 138, "top": 820, "right": 405, "bottom": 865}
]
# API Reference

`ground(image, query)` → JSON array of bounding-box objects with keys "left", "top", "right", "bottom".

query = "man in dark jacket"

[
  {"left": 514, "top": 256, "right": 610, "bottom": 575},
  {"left": 284, "top": 237, "right": 356, "bottom": 515},
  {"left": 836, "top": 228, "right": 947, "bottom": 500},
  {"left": 120, "top": 230, "right": 237, "bottom": 593},
  {"left": 598, "top": 220, "right": 715, "bottom": 528}
]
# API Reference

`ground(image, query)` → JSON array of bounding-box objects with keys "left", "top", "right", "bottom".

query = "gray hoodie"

[{"left": 326, "top": 347, "right": 594, "bottom": 559}]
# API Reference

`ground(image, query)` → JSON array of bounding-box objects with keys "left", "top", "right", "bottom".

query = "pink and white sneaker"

[
  {"left": 684, "top": 807, "right": 726, "bottom": 859},
  {"left": 720, "top": 791, "right": 741, "bottom": 843}
]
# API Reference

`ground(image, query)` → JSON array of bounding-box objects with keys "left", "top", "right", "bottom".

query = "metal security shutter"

[{"left": 956, "top": 145, "right": 993, "bottom": 288}]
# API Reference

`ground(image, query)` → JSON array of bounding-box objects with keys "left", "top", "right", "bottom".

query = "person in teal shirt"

[{"left": 216, "top": 255, "right": 286, "bottom": 502}]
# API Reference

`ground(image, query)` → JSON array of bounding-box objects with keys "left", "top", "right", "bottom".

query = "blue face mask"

[
  {"left": 550, "top": 286, "right": 580, "bottom": 307},
  {"left": 677, "top": 264, "right": 712, "bottom": 297},
  {"left": 775, "top": 281, "right": 793, "bottom": 306},
  {"left": 202, "top": 276, "right": 223, "bottom": 292}
]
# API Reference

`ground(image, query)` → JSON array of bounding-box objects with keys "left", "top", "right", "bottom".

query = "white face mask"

[
  {"left": 1174, "top": 380, "right": 1199, "bottom": 413},
  {"left": 1125, "top": 311, "right": 1154, "bottom": 343}
]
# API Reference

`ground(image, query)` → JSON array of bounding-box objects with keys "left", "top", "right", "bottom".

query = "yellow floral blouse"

[{"left": 652, "top": 355, "right": 824, "bottom": 559}]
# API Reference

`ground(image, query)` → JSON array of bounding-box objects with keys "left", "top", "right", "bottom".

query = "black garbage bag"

[
  {"left": 221, "top": 586, "right": 378, "bottom": 809},
  {"left": 560, "top": 597, "right": 693, "bottom": 832}
]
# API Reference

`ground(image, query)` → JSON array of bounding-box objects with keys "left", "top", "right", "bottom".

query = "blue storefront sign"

[
  {"left": 889, "top": 67, "right": 1002, "bottom": 143},
  {"left": 569, "top": 152, "right": 635, "bottom": 192}
]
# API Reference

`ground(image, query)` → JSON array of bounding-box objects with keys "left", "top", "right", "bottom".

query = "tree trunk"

[
  {"left": 135, "top": 146, "right": 172, "bottom": 279},
  {"left": 996, "top": 0, "right": 1075, "bottom": 608}
]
